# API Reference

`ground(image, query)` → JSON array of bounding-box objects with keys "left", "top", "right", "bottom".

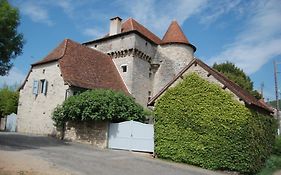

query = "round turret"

[{"left": 153, "top": 21, "right": 196, "bottom": 95}]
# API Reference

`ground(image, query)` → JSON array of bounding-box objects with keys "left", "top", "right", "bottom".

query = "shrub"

[
  {"left": 52, "top": 89, "right": 146, "bottom": 129},
  {"left": 0, "top": 87, "right": 19, "bottom": 117},
  {"left": 154, "top": 73, "right": 276, "bottom": 174},
  {"left": 273, "top": 136, "right": 281, "bottom": 156}
]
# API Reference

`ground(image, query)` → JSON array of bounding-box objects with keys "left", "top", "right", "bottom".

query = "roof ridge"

[
  {"left": 148, "top": 58, "right": 272, "bottom": 113},
  {"left": 61, "top": 39, "right": 69, "bottom": 59}
]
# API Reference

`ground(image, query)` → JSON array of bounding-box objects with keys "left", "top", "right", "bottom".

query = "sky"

[{"left": 1, "top": 0, "right": 281, "bottom": 101}]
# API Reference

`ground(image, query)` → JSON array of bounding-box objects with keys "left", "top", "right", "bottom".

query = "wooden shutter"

[
  {"left": 42, "top": 80, "right": 48, "bottom": 95},
  {"left": 33, "top": 80, "right": 39, "bottom": 95}
]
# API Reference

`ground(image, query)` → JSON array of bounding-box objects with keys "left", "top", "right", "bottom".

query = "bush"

[
  {"left": 52, "top": 89, "right": 146, "bottom": 129},
  {"left": 273, "top": 136, "right": 281, "bottom": 156},
  {"left": 154, "top": 73, "right": 276, "bottom": 174},
  {"left": 0, "top": 87, "right": 19, "bottom": 117},
  {"left": 258, "top": 155, "right": 281, "bottom": 175}
]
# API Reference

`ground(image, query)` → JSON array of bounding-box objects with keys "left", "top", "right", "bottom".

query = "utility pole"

[{"left": 274, "top": 60, "right": 280, "bottom": 135}]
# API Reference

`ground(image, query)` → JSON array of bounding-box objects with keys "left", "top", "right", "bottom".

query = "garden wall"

[{"left": 64, "top": 121, "right": 109, "bottom": 148}]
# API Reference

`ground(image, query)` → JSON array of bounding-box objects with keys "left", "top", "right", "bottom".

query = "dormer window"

[{"left": 121, "top": 64, "right": 127, "bottom": 73}]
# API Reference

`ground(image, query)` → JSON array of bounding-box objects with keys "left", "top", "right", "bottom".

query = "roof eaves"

[
  {"left": 83, "top": 30, "right": 159, "bottom": 46},
  {"left": 160, "top": 42, "right": 197, "bottom": 52},
  {"left": 147, "top": 59, "right": 196, "bottom": 106}
]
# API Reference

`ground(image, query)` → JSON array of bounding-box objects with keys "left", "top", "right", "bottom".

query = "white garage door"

[{"left": 108, "top": 121, "right": 154, "bottom": 153}]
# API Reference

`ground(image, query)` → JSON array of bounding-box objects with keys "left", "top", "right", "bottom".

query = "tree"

[
  {"left": 0, "top": 87, "right": 19, "bottom": 117},
  {"left": 52, "top": 89, "right": 147, "bottom": 129},
  {"left": 0, "top": 0, "right": 24, "bottom": 76},
  {"left": 213, "top": 61, "right": 262, "bottom": 99}
]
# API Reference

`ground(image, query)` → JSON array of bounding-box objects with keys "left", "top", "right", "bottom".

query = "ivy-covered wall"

[{"left": 154, "top": 73, "right": 276, "bottom": 174}]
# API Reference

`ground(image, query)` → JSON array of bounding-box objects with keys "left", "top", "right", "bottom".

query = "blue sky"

[{"left": 1, "top": 0, "right": 281, "bottom": 101}]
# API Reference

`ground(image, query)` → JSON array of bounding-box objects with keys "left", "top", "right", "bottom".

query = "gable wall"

[
  {"left": 17, "top": 61, "right": 69, "bottom": 135},
  {"left": 155, "top": 64, "right": 244, "bottom": 106}
]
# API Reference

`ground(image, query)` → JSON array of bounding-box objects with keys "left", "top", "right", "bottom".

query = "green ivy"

[
  {"left": 154, "top": 73, "right": 277, "bottom": 174},
  {"left": 52, "top": 89, "right": 146, "bottom": 129}
]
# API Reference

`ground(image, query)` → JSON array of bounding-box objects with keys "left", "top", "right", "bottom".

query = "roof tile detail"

[
  {"left": 121, "top": 18, "right": 162, "bottom": 44},
  {"left": 162, "top": 21, "right": 190, "bottom": 45}
]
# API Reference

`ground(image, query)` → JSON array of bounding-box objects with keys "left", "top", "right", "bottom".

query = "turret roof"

[{"left": 161, "top": 21, "right": 196, "bottom": 51}]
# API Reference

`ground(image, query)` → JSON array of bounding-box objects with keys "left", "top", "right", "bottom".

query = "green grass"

[{"left": 258, "top": 155, "right": 281, "bottom": 175}]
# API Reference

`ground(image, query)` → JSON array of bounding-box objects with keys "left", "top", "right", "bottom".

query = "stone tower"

[{"left": 152, "top": 21, "right": 196, "bottom": 95}]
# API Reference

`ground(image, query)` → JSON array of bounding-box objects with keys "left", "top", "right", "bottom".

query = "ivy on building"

[{"left": 154, "top": 73, "right": 276, "bottom": 174}]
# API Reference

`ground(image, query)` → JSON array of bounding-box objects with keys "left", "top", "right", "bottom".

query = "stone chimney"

[{"left": 109, "top": 16, "right": 122, "bottom": 36}]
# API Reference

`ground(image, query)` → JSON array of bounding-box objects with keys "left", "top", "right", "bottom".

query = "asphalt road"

[{"left": 0, "top": 132, "right": 226, "bottom": 175}]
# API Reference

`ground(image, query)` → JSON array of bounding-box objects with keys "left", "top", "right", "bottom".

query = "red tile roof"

[
  {"left": 28, "top": 39, "right": 128, "bottom": 93},
  {"left": 161, "top": 21, "right": 196, "bottom": 51},
  {"left": 121, "top": 18, "right": 162, "bottom": 44},
  {"left": 148, "top": 59, "right": 273, "bottom": 113}
]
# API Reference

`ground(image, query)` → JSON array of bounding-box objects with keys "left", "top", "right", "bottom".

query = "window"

[
  {"left": 33, "top": 80, "right": 39, "bottom": 95},
  {"left": 121, "top": 65, "right": 127, "bottom": 72},
  {"left": 40, "top": 79, "right": 48, "bottom": 95}
]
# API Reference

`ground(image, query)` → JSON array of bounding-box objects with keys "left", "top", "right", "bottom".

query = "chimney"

[{"left": 109, "top": 16, "right": 122, "bottom": 36}]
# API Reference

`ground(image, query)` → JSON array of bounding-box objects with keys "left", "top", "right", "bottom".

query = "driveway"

[{"left": 0, "top": 132, "right": 226, "bottom": 175}]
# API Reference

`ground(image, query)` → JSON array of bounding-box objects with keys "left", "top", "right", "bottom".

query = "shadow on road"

[{"left": 0, "top": 132, "right": 69, "bottom": 151}]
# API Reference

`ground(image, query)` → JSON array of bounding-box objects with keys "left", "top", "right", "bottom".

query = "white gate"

[
  {"left": 108, "top": 121, "right": 154, "bottom": 152},
  {"left": 6, "top": 113, "right": 17, "bottom": 132}
]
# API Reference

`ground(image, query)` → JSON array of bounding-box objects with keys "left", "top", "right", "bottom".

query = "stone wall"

[
  {"left": 64, "top": 121, "right": 109, "bottom": 149},
  {"left": 17, "top": 61, "right": 69, "bottom": 135},
  {"left": 153, "top": 44, "right": 194, "bottom": 96},
  {"left": 165, "top": 63, "right": 244, "bottom": 104}
]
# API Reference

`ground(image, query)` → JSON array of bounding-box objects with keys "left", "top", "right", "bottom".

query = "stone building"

[{"left": 17, "top": 17, "right": 272, "bottom": 137}]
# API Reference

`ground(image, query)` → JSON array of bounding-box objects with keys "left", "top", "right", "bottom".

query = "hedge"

[
  {"left": 154, "top": 73, "right": 276, "bottom": 174},
  {"left": 52, "top": 89, "right": 146, "bottom": 129}
]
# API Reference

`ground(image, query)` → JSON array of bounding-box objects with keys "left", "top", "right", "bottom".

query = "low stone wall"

[{"left": 64, "top": 121, "right": 109, "bottom": 149}]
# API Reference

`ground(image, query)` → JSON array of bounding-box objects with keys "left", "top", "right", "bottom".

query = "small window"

[
  {"left": 42, "top": 69, "right": 45, "bottom": 74},
  {"left": 94, "top": 45, "right": 97, "bottom": 48},
  {"left": 40, "top": 79, "right": 48, "bottom": 95},
  {"left": 121, "top": 65, "right": 127, "bottom": 72}
]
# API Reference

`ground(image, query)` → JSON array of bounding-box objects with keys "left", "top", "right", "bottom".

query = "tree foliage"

[
  {"left": 213, "top": 61, "right": 262, "bottom": 99},
  {"left": 52, "top": 89, "right": 147, "bottom": 128},
  {"left": 0, "top": 0, "right": 24, "bottom": 76},
  {"left": 0, "top": 87, "right": 19, "bottom": 117},
  {"left": 155, "top": 73, "right": 276, "bottom": 174}
]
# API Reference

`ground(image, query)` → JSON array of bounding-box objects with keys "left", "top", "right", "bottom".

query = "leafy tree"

[
  {"left": 0, "top": 87, "right": 19, "bottom": 117},
  {"left": 0, "top": 0, "right": 24, "bottom": 76},
  {"left": 52, "top": 89, "right": 147, "bottom": 129},
  {"left": 213, "top": 61, "right": 262, "bottom": 99}
]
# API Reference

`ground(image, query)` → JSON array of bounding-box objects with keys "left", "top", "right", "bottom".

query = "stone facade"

[
  {"left": 87, "top": 33, "right": 195, "bottom": 106},
  {"left": 17, "top": 61, "right": 70, "bottom": 135},
  {"left": 64, "top": 121, "right": 109, "bottom": 149},
  {"left": 167, "top": 63, "right": 244, "bottom": 104}
]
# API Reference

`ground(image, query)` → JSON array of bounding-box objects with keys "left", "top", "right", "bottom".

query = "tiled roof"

[
  {"left": 161, "top": 21, "right": 196, "bottom": 51},
  {"left": 28, "top": 39, "right": 128, "bottom": 93},
  {"left": 121, "top": 18, "right": 162, "bottom": 44},
  {"left": 32, "top": 41, "right": 67, "bottom": 66},
  {"left": 148, "top": 59, "right": 273, "bottom": 113}
]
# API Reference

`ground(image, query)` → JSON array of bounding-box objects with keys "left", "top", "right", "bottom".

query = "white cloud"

[
  {"left": 118, "top": 0, "right": 208, "bottom": 37},
  {"left": 0, "top": 67, "right": 26, "bottom": 88},
  {"left": 199, "top": 0, "right": 242, "bottom": 25},
  {"left": 20, "top": 1, "right": 54, "bottom": 26},
  {"left": 207, "top": 0, "right": 281, "bottom": 74},
  {"left": 83, "top": 28, "right": 104, "bottom": 38}
]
